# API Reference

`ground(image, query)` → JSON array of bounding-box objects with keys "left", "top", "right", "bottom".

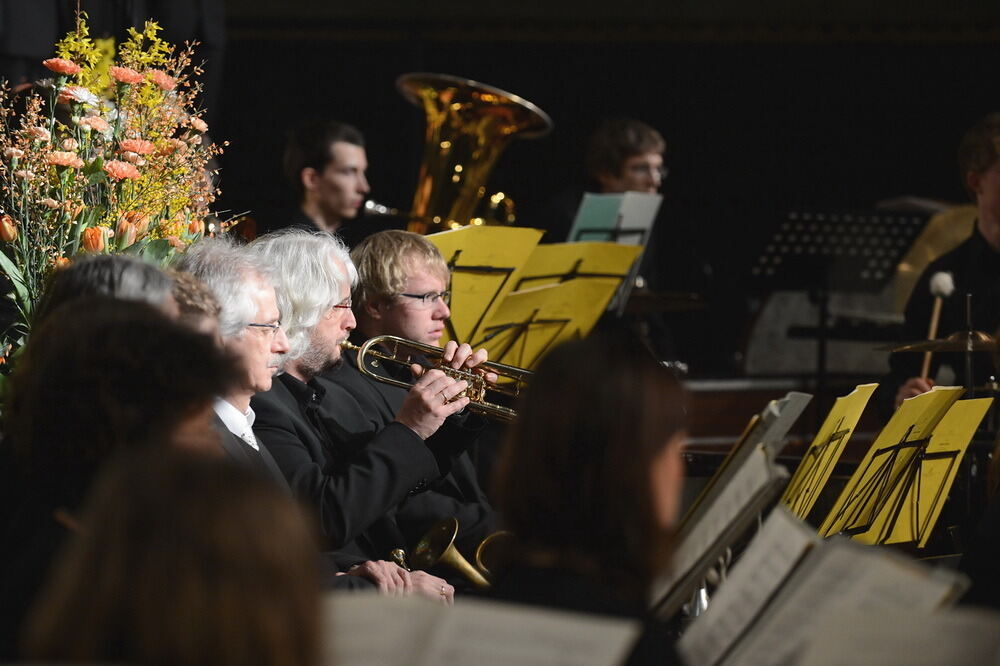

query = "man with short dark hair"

[{"left": 283, "top": 120, "right": 370, "bottom": 234}]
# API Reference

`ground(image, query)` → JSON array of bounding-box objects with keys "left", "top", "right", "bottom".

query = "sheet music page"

[
  {"left": 323, "top": 593, "right": 641, "bottom": 666},
  {"left": 615, "top": 192, "right": 662, "bottom": 245},
  {"left": 722, "top": 538, "right": 966, "bottom": 665},
  {"left": 798, "top": 607, "right": 1000, "bottom": 665},
  {"left": 678, "top": 507, "right": 819, "bottom": 666},
  {"left": 756, "top": 392, "right": 812, "bottom": 459},
  {"left": 651, "top": 446, "right": 787, "bottom": 602}
]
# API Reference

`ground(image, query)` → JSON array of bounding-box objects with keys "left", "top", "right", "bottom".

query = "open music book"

[
  {"left": 678, "top": 507, "right": 968, "bottom": 666},
  {"left": 650, "top": 392, "right": 811, "bottom": 619},
  {"left": 322, "top": 594, "right": 641, "bottom": 666}
]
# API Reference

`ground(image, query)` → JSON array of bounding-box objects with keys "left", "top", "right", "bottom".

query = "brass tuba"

[{"left": 396, "top": 73, "right": 553, "bottom": 235}]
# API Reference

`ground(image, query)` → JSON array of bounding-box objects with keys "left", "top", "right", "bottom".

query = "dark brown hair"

[
  {"left": 23, "top": 449, "right": 321, "bottom": 665},
  {"left": 958, "top": 112, "right": 1000, "bottom": 198},
  {"left": 5, "top": 298, "right": 237, "bottom": 506},
  {"left": 494, "top": 331, "right": 686, "bottom": 601},
  {"left": 585, "top": 117, "right": 666, "bottom": 182},
  {"left": 283, "top": 119, "right": 365, "bottom": 201}
]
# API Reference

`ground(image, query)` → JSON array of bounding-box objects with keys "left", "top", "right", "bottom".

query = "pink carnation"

[
  {"left": 104, "top": 160, "right": 141, "bottom": 181},
  {"left": 79, "top": 115, "right": 110, "bottom": 133},
  {"left": 190, "top": 117, "right": 208, "bottom": 133},
  {"left": 58, "top": 85, "right": 98, "bottom": 105},
  {"left": 157, "top": 138, "right": 188, "bottom": 156},
  {"left": 147, "top": 69, "right": 176, "bottom": 91},
  {"left": 119, "top": 138, "right": 155, "bottom": 155},
  {"left": 47, "top": 151, "right": 85, "bottom": 169},
  {"left": 42, "top": 57, "right": 82, "bottom": 75},
  {"left": 109, "top": 66, "right": 143, "bottom": 84},
  {"left": 27, "top": 126, "right": 50, "bottom": 141}
]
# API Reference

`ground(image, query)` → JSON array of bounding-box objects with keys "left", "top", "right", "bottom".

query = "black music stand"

[{"left": 750, "top": 210, "right": 928, "bottom": 410}]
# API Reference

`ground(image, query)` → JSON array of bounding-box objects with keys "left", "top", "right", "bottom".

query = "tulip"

[
  {"left": 0, "top": 215, "right": 17, "bottom": 242},
  {"left": 82, "top": 226, "right": 105, "bottom": 252}
]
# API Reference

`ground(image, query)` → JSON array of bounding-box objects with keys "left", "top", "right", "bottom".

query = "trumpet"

[
  {"left": 410, "top": 517, "right": 513, "bottom": 589},
  {"left": 340, "top": 335, "right": 530, "bottom": 421}
]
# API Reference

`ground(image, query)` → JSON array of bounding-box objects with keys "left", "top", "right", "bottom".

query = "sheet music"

[
  {"left": 798, "top": 607, "right": 1000, "bottom": 665},
  {"left": 722, "top": 539, "right": 967, "bottom": 665},
  {"left": 678, "top": 507, "right": 820, "bottom": 666},
  {"left": 323, "top": 593, "right": 641, "bottom": 666},
  {"left": 756, "top": 392, "right": 813, "bottom": 459},
  {"left": 651, "top": 446, "right": 788, "bottom": 603}
]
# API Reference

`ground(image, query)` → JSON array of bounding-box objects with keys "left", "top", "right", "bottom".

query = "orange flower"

[
  {"left": 147, "top": 69, "right": 176, "bottom": 91},
  {"left": 190, "top": 117, "right": 208, "bottom": 133},
  {"left": 61, "top": 138, "right": 78, "bottom": 151},
  {"left": 81, "top": 226, "right": 106, "bottom": 252},
  {"left": 4, "top": 147, "right": 24, "bottom": 159},
  {"left": 116, "top": 220, "right": 138, "bottom": 246},
  {"left": 109, "top": 66, "right": 143, "bottom": 84},
  {"left": 119, "top": 211, "right": 150, "bottom": 235},
  {"left": 157, "top": 138, "right": 188, "bottom": 156},
  {"left": 40, "top": 198, "right": 60, "bottom": 209},
  {"left": 104, "top": 160, "right": 141, "bottom": 181},
  {"left": 188, "top": 219, "right": 205, "bottom": 235},
  {"left": 79, "top": 115, "right": 110, "bottom": 133},
  {"left": 0, "top": 215, "right": 17, "bottom": 242},
  {"left": 119, "top": 138, "right": 155, "bottom": 155},
  {"left": 27, "top": 126, "right": 49, "bottom": 141},
  {"left": 166, "top": 235, "right": 185, "bottom": 249},
  {"left": 53, "top": 256, "right": 71, "bottom": 269},
  {"left": 42, "top": 57, "right": 81, "bottom": 75},
  {"left": 47, "top": 151, "right": 84, "bottom": 168}
]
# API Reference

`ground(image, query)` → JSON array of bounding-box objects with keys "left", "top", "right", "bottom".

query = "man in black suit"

[
  {"left": 177, "top": 237, "right": 452, "bottom": 598},
  {"left": 326, "top": 229, "right": 498, "bottom": 557},
  {"left": 249, "top": 229, "right": 466, "bottom": 598}
]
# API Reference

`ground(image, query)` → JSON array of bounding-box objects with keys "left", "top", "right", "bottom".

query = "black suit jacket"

[
  {"left": 319, "top": 346, "right": 497, "bottom": 556},
  {"left": 251, "top": 373, "right": 441, "bottom": 561}
]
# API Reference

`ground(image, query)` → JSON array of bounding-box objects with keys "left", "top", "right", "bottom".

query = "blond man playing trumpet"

[{"left": 319, "top": 229, "right": 499, "bottom": 566}]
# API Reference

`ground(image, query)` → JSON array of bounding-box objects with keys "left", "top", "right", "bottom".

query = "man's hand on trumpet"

[
  {"left": 439, "top": 341, "right": 499, "bottom": 384},
  {"left": 395, "top": 369, "right": 470, "bottom": 440}
]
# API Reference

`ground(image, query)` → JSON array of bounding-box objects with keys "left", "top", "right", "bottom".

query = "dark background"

[{"left": 8, "top": 1, "right": 1000, "bottom": 375}]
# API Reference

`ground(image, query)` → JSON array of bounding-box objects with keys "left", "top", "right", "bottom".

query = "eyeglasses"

[
  {"left": 399, "top": 290, "right": 451, "bottom": 309},
  {"left": 626, "top": 163, "right": 669, "bottom": 180},
  {"left": 246, "top": 322, "right": 282, "bottom": 336}
]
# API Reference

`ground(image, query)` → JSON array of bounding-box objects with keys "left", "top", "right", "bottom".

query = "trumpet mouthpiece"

[{"left": 340, "top": 340, "right": 359, "bottom": 351}]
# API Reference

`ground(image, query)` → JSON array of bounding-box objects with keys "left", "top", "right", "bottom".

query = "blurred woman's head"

[
  {"left": 5, "top": 297, "right": 237, "bottom": 504},
  {"left": 24, "top": 449, "right": 321, "bottom": 666},
  {"left": 495, "top": 331, "right": 686, "bottom": 599}
]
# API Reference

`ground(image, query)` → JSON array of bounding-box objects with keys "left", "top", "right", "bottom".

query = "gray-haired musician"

[{"left": 248, "top": 228, "right": 478, "bottom": 601}]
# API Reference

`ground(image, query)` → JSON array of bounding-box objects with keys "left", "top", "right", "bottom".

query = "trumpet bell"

[
  {"left": 411, "top": 517, "right": 490, "bottom": 589},
  {"left": 397, "top": 73, "right": 553, "bottom": 234}
]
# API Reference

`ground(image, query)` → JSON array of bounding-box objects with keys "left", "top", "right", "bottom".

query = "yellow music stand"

[
  {"left": 473, "top": 276, "right": 624, "bottom": 368},
  {"left": 781, "top": 384, "right": 878, "bottom": 521},
  {"left": 818, "top": 386, "right": 964, "bottom": 539},
  {"left": 426, "top": 226, "right": 543, "bottom": 345},
  {"left": 861, "top": 397, "right": 991, "bottom": 547}
]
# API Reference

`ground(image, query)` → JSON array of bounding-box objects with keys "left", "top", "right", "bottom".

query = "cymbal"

[{"left": 884, "top": 330, "right": 998, "bottom": 353}]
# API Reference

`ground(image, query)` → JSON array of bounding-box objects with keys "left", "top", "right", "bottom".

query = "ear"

[
  {"left": 300, "top": 167, "right": 319, "bottom": 194},
  {"left": 363, "top": 299, "right": 382, "bottom": 320},
  {"left": 595, "top": 169, "right": 620, "bottom": 193},
  {"left": 966, "top": 170, "right": 982, "bottom": 199}
]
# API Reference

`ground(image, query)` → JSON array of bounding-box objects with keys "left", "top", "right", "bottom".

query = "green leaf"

[
  {"left": 83, "top": 155, "right": 103, "bottom": 176},
  {"left": 0, "top": 250, "right": 31, "bottom": 306},
  {"left": 138, "top": 238, "right": 172, "bottom": 264}
]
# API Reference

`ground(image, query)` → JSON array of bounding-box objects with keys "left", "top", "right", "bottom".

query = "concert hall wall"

[{"left": 215, "top": 3, "right": 1000, "bottom": 375}]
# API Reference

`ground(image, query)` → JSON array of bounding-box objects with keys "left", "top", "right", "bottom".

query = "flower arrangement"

[{"left": 0, "top": 16, "right": 225, "bottom": 352}]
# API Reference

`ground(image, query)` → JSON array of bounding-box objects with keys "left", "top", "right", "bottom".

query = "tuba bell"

[{"left": 396, "top": 73, "right": 553, "bottom": 235}]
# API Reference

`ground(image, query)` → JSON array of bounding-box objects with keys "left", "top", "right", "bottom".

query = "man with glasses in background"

[{"left": 321, "top": 229, "right": 499, "bottom": 562}]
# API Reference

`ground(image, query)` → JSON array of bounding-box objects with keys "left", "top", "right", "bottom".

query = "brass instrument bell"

[
  {"left": 410, "top": 517, "right": 490, "bottom": 589},
  {"left": 397, "top": 73, "right": 553, "bottom": 234}
]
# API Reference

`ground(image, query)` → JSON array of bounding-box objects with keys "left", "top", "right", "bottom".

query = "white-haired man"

[
  {"left": 250, "top": 229, "right": 468, "bottom": 599},
  {"left": 177, "top": 237, "right": 438, "bottom": 596}
]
